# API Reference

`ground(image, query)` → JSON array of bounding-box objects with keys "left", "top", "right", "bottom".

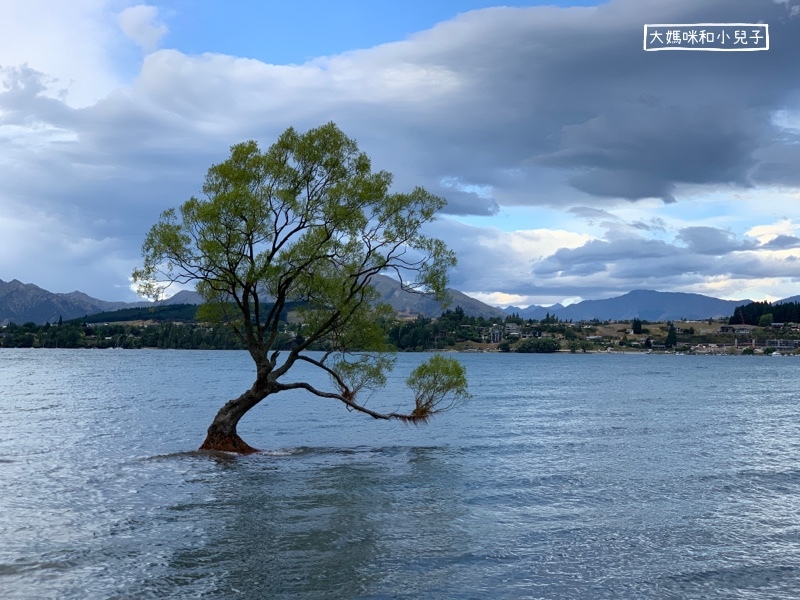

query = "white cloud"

[
  {"left": 774, "top": 0, "right": 800, "bottom": 16},
  {"left": 0, "top": 0, "right": 120, "bottom": 107},
  {"left": 747, "top": 219, "right": 799, "bottom": 244},
  {"left": 468, "top": 291, "right": 532, "bottom": 307},
  {"left": 117, "top": 5, "right": 168, "bottom": 53},
  {"left": 0, "top": 209, "right": 130, "bottom": 298},
  {"left": 428, "top": 219, "right": 594, "bottom": 306}
]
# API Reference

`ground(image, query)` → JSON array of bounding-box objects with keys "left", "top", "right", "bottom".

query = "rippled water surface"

[{"left": 2, "top": 349, "right": 800, "bottom": 598}]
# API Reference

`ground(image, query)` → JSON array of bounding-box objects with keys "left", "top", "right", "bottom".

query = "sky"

[{"left": 2, "top": 0, "right": 800, "bottom": 308}]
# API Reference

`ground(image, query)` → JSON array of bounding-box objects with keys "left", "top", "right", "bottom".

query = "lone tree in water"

[{"left": 133, "top": 123, "right": 469, "bottom": 453}]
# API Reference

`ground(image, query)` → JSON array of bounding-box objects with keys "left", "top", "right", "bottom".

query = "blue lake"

[{"left": 2, "top": 349, "right": 800, "bottom": 598}]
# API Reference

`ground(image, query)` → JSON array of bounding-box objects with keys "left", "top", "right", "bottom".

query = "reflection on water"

[
  {"left": 102, "top": 446, "right": 472, "bottom": 599},
  {"left": 2, "top": 350, "right": 800, "bottom": 598}
]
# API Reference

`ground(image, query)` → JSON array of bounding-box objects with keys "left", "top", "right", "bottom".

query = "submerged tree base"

[{"left": 199, "top": 432, "right": 259, "bottom": 455}]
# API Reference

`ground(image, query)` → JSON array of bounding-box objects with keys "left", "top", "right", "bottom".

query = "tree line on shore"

[
  {"left": 729, "top": 301, "right": 800, "bottom": 327},
  {"left": 0, "top": 319, "right": 249, "bottom": 350},
  {"left": 3, "top": 299, "right": 800, "bottom": 352}
]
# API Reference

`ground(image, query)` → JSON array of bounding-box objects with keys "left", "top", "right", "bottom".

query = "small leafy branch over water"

[{"left": 131, "top": 123, "right": 470, "bottom": 453}]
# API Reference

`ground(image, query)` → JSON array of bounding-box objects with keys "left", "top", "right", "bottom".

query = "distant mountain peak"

[
  {"left": 0, "top": 279, "right": 148, "bottom": 326},
  {"left": 370, "top": 274, "right": 507, "bottom": 319}
]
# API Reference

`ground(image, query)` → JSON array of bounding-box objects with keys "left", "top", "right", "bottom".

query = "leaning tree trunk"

[{"left": 199, "top": 382, "right": 269, "bottom": 454}]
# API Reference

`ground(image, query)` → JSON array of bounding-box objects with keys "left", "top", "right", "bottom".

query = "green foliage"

[
  {"left": 497, "top": 339, "right": 514, "bottom": 352},
  {"left": 387, "top": 309, "right": 504, "bottom": 350},
  {"left": 741, "top": 347, "right": 755, "bottom": 355},
  {"left": 665, "top": 322, "right": 677, "bottom": 348},
  {"left": 758, "top": 313, "right": 774, "bottom": 328},
  {"left": 132, "top": 122, "right": 465, "bottom": 426},
  {"left": 78, "top": 304, "right": 199, "bottom": 324},
  {"left": 764, "top": 346, "right": 776, "bottom": 355},
  {"left": 406, "top": 354, "right": 470, "bottom": 419},
  {"left": 732, "top": 301, "right": 800, "bottom": 326},
  {"left": 516, "top": 338, "right": 561, "bottom": 353},
  {"left": 632, "top": 318, "right": 643, "bottom": 335},
  {"left": 330, "top": 353, "right": 394, "bottom": 397},
  {"left": 134, "top": 123, "right": 453, "bottom": 347}
]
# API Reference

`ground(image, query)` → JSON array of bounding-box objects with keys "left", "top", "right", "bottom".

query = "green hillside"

[{"left": 73, "top": 303, "right": 199, "bottom": 324}]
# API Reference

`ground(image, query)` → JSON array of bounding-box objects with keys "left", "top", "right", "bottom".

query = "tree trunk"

[{"left": 199, "top": 381, "right": 269, "bottom": 454}]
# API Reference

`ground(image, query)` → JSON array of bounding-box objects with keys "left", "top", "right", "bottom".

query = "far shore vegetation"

[{"left": 4, "top": 300, "right": 800, "bottom": 356}]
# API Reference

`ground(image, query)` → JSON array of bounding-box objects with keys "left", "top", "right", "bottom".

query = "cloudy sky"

[{"left": 2, "top": 0, "right": 800, "bottom": 307}]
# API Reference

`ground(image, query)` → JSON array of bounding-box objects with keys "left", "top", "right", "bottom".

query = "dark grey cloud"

[
  {"left": 537, "top": 104, "right": 763, "bottom": 202},
  {"left": 385, "top": 0, "right": 800, "bottom": 206},
  {"left": 750, "top": 139, "right": 800, "bottom": 187},
  {"left": 534, "top": 238, "right": 678, "bottom": 276},
  {"left": 763, "top": 234, "right": 800, "bottom": 248},
  {"left": 677, "top": 226, "right": 758, "bottom": 255},
  {"left": 631, "top": 218, "right": 667, "bottom": 233},
  {"left": 530, "top": 227, "right": 800, "bottom": 290},
  {"left": 432, "top": 188, "right": 499, "bottom": 216},
  {"left": 568, "top": 207, "right": 616, "bottom": 221}
]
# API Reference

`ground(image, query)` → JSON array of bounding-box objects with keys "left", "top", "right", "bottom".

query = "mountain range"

[
  {"left": 0, "top": 280, "right": 207, "bottom": 326},
  {"left": 505, "top": 289, "right": 753, "bottom": 322},
  {"left": 0, "top": 277, "right": 785, "bottom": 326}
]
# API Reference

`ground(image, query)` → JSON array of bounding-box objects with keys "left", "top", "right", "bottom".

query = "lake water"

[{"left": 2, "top": 349, "right": 800, "bottom": 599}]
